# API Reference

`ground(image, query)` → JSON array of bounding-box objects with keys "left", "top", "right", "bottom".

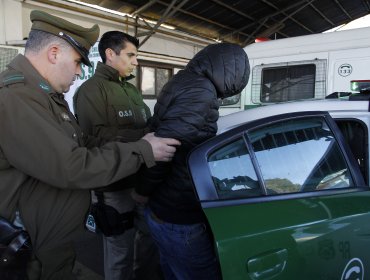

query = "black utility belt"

[{"left": 89, "top": 203, "right": 134, "bottom": 237}]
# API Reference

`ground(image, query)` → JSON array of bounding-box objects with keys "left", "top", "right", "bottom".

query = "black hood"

[{"left": 185, "top": 43, "right": 250, "bottom": 99}]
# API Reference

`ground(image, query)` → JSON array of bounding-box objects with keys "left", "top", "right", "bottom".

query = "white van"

[{"left": 219, "top": 26, "right": 370, "bottom": 115}]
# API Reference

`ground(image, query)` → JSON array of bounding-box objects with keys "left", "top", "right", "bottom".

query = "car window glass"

[
  {"left": 155, "top": 68, "right": 171, "bottom": 95},
  {"left": 336, "top": 119, "right": 368, "bottom": 184},
  {"left": 208, "top": 138, "right": 262, "bottom": 199},
  {"left": 141, "top": 67, "right": 155, "bottom": 96},
  {"left": 248, "top": 117, "right": 354, "bottom": 194}
]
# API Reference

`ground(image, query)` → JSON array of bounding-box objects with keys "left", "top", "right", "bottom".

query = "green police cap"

[{"left": 30, "top": 10, "right": 100, "bottom": 67}]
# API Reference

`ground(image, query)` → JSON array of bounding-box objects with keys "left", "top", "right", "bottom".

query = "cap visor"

[
  {"left": 82, "top": 56, "right": 92, "bottom": 67},
  {"left": 75, "top": 48, "right": 92, "bottom": 67}
]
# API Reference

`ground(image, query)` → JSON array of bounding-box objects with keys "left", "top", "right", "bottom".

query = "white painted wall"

[
  {"left": 0, "top": 0, "right": 204, "bottom": 60},
  {"left": 0, "top": 0, "right": 23, "bottom": 44},
  {"left": 0, "top": 0, "right": 210, "bottom": 112}
]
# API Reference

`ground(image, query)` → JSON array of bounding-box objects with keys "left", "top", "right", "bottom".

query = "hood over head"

[{"left": 185, "top": 43, "right": 250, "bottom": 99}]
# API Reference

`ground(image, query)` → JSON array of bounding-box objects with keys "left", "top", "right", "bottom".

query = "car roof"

[{"left": 217, "top": 99, "right": 369, "bottom": 134}]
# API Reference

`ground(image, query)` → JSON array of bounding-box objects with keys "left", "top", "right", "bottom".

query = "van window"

[
  {"left": 261, "top": 64, "right": 315, "bottom": 102},
  {"left": 218, "top": 94, "right": 241, "bottom": 107},
  {"left": 251, "top": 59, "right": 327, "bottom": 104}
]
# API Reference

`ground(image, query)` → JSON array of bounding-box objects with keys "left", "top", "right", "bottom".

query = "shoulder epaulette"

[{"left": 0, "top": 70, "right": 25, "bottom": 88}]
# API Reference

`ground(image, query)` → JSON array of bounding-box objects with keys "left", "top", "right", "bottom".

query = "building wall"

[
  {"left": 0, "top": 0, "right": 208, "bottom": 60},
  {"left": 0, "top": 0, "right": 23, "bottom": 43}
]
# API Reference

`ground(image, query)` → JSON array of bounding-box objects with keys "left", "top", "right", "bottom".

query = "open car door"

[{"left": 188, "top": 111, "right": 370, "bottom": 280}]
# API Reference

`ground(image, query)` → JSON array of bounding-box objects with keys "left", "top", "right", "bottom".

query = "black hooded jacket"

[{"left": 136, "top": 43, "right": 250, "bottom": 224}]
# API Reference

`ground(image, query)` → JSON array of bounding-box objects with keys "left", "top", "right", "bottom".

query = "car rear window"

[{"left": 207, "top": 116, "right": 355, "bottom": 199}]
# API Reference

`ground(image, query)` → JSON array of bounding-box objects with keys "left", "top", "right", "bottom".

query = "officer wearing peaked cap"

[
  {"left": 0, "top": 10, "right": 180, "bottom": 280},
  {"left": 30, "top": 10, "right": 99, "bottom": 67}
]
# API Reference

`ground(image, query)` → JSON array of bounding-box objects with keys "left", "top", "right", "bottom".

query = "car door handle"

[{"left": 247, "top": 248, "right": 288, "bottom": 280}]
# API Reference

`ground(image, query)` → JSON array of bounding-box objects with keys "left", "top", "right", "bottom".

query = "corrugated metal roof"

[{"left": 68, "top": 0, "right": 370, "bottom": 46}]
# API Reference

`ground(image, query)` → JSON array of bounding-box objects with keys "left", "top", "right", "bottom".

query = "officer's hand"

[{"left": 142, "top": 133, "right": 181, "bottom": 162}]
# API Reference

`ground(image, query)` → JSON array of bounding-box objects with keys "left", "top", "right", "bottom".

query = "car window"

[
  {"left": 208, "top": 116, "right": 354, "bottom": 200},
  {"left": 208, "top": 138, "right": 262, "bottom": 199},
  {"left": 336, "top": 119, "right": 368, "bottom": 184}
]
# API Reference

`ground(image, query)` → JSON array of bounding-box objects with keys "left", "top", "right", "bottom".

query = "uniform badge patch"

[
  {"left": 39, "top": 82, "right": 50, "bottom": 91},
  {"left": 118, "top": 110, "right": 133, "bottom": 118},
  {"left": 61, "top": 112, "right": 71, "bottom": 121}
]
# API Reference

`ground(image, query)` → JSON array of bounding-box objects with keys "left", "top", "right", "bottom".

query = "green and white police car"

[{"left": 188, "top": 87, "right": 370, "bottom": 280}]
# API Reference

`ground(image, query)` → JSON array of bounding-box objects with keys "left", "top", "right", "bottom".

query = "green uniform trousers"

[{"left": 27, "top": 242, "right": 76, "bottom": 280}]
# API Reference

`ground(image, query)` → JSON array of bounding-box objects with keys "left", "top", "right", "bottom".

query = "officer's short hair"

[
  {"left": 25, "top": 30, "right": 71, "bottom": 54},
  {"left": 98, "top": 31, "right": 139, "bottom": 63}
]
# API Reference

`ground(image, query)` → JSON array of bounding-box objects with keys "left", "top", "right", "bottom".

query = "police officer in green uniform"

[
  {"left": 74, "top": 31, "right": 162, "bottom": 280},
  {"left": 0, "top": 10, "right": 179, "bottom": 280}
]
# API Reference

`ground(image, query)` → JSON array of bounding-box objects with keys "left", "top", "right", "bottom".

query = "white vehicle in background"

[{"left": 219, "top": 26, "right": 370, "bottom": 116}]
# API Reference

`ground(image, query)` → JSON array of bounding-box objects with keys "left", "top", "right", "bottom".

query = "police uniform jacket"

[
  {"left": 74, "top": 61, "right": 151, "bottom": 192},
  {"left": 0, "top": 55, "right": 155, "bottom": 252},
  {"left": 74, "top": 61, "right": 151, "bottom": 142}
]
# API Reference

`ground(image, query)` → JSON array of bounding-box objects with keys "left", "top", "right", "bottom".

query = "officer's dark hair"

[
  {"left": 98, "top": 31, "right": 139, "bottom": 63},
  {"left": 25, "top": 30, "right": 71, "bottom": 54}
]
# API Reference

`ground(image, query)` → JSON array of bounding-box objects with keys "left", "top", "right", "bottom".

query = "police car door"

[{"left": 188, "top": 111, "right": 370, "bottom": 280}]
